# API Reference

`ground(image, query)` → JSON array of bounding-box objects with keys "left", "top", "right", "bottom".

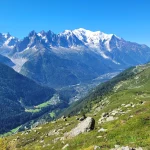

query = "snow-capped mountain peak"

[
  {"left": 0, "top": 32, "right": 18, "bottom": 48},
  {"left": 72, "top": 28, "right": 114, "bottom": 41},
  {"left": 2, "top": 33, "right": 11, "bottom": 38},
  {"left": 71, "top": 28, "right": 118, "bottom": 50},
  {"left": 12, "top": 28, "right": 122, "bottom": 51},
  {"left": 56, "top": 28, "right": 121, "bottom": 50},
  {"left": 37, "top": 31, "right": 48, "bottom": 42},
  {"left": 37, "top": 30, "right": 57, "bottom": 45},
  {"left": 63, "top": 30, "right": 73, "bottom": 35},
  {"left": 59, "top": 30, "right": 74, "bottom": 39}
]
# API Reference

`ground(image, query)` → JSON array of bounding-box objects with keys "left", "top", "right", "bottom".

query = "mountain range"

[
  {"left": 0, "top": 28, "right": 150, "bottom": 149},
  {"left": 1, "top": 28, "right": 150, "bottom": 88}
]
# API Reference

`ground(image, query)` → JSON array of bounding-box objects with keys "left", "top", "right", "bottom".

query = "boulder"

[
  {"left": 106, "top": 116, "right": 118, "bottom": 122},
  {"left": 64, "top": 117, "right": 95, "bottom": 139}
]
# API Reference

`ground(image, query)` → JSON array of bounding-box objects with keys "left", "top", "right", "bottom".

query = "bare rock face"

[{"left": 64, "top": 117, "right": 95, "bottom": 139}]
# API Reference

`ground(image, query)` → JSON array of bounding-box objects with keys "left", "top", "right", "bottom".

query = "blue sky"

[{"left": 0, "top": 0, "right": 150, "bottom": 45}]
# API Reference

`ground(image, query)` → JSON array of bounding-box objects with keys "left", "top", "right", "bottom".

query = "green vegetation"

[
  {"left": 3, "top": 63, "right": 150, "bottom": 150},
  {"left": 49, "top": 112, "right": 55, "bottom": 118},
  {"left": 1, "top": 126, "right": 22, "bottom": 137}
]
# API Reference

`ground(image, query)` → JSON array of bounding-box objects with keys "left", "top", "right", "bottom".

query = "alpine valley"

[
  {"left": 0, "top": 29, "right": 150, "bottom": 149},
  {"left": 2, "top": 61, "right": 150, "bottom": 150}
]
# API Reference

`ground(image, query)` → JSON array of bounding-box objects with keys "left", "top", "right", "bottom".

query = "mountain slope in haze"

[
  {"left": 4, "top": 63, "right": 150, "bottom": 150},
  {"left": 1, "top": 28, "right": 150, "bottom": 88},
  {"left": 20, "top": 49, "right": 115, "bottom": 88},
  {"left": 0, "top": 54, "right": 15, "bottom": 67},
  {"left": 0, "top": 63, "right": 56, "bottom": 134}
]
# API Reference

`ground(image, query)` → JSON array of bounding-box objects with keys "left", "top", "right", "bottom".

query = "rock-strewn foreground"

[{"left": 1, "top": 63, "right": 150, "bottom": 150}]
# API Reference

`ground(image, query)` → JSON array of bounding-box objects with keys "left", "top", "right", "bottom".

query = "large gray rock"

[{"left": 64, "top": 117, "right": 95, "bottom": 139}]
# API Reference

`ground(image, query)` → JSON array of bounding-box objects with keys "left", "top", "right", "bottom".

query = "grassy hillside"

[
  {"left": 2, "top": 63, "right": 150, "bottom": 149},
  {"left": 61, "top": 66, "right": 136, "bottom": 116}
]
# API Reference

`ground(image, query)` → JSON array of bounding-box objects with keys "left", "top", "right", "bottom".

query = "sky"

[{"left": 0, "top": 0, "right": 150, "bottom": 45}]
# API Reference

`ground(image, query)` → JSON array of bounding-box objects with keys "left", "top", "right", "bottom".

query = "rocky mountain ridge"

[{"left": 1, "top": 28, "right": 150, "bottom": 89}]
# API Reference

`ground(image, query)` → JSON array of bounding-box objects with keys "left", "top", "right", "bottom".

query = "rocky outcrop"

[
  {"left": 98, "top": 112, "right": 118, "bottom": 124},
  {"left": 98, "top": 102, "right": 143, "bottom": 125},
  {"left": 64, "top": 117, "right": 95, "bottom": 139}
]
